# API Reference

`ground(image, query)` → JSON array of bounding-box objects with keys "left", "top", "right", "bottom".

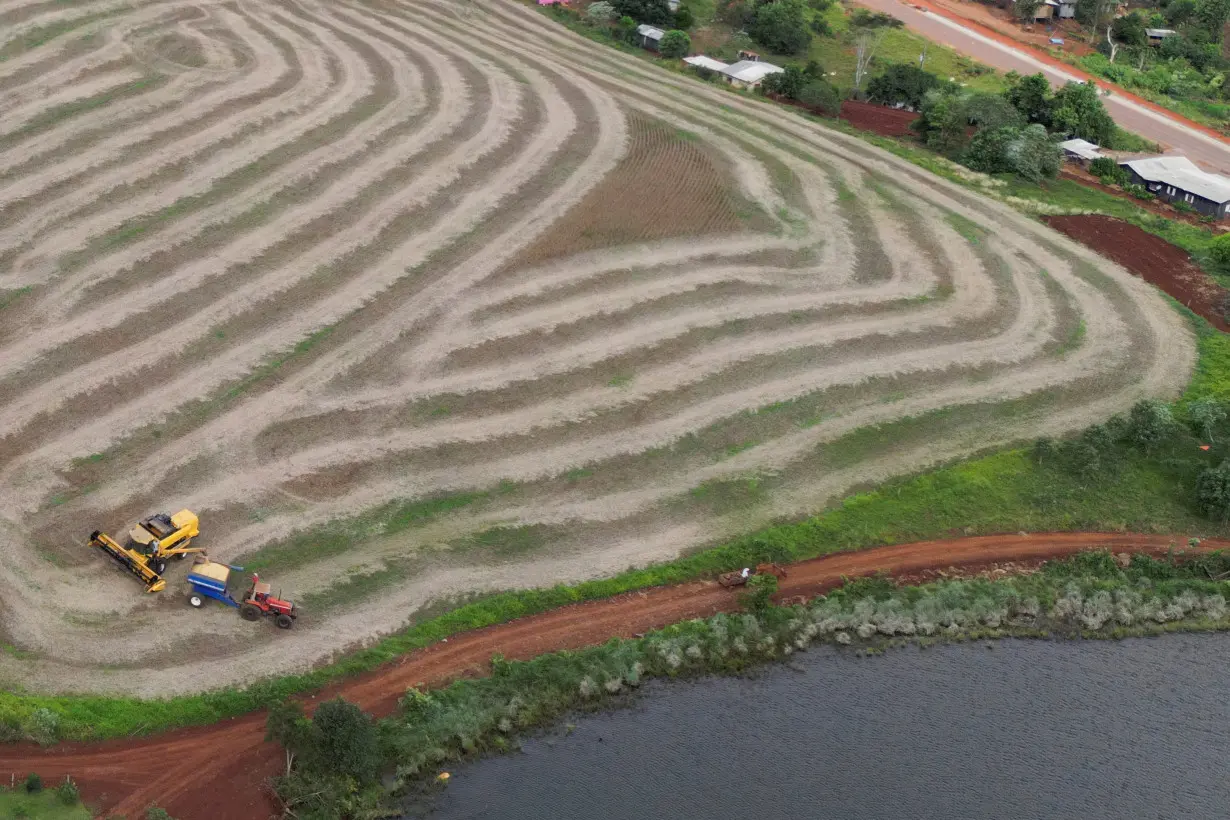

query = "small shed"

[
  {"left": 1120, "top": 155, "right": 1230, "bottom": 219},
  {"left": 635, "top": 24, "right": 665, "bottom": 51},
  {"left": 1056, "top": 0, "right": 1076, "bottom": 17},
  {"left": 1145, "top": 28, "right": 1176, "bottom": 45},
  {"left": 1031, "top": 0, "right": 1058, "bottom": 21},
  {"left": 1058, "top": 138, "right": 1103, "bottom": 165},
  {"left": 719, "top": 60, "right": 784, "bottom": 89}
]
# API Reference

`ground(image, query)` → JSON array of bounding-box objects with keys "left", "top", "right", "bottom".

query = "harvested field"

[
  {"left": 1044, "top": 214, "right": 1230, "bottom": 332},
  {"left": 0, "top": 0, "right": 1196, "bottom": 695}
]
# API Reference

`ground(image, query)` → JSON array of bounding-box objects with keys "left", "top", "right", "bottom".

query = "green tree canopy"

[
  {"left": 1197, "top": 461, "right": 1230, "bottom": 521},
  {"left": 659, "top": 29, "right": 691, "bottom": 57},
  {"left": 1196, "top": 0, "right": 1230, "bottom": 36},
  {"left": 866, "top": 64, "right": 943, "bottom": 109},
  {"left": 750, "top": 0, "right": 813, "bottom": 54},
  {"left": 1209, "top": 232, "right": 1230, "bottom": 267},
  {"left": 797, "top": 79, "right": 841, "bottom": 114},
  {"left": 1051, "top": 80, "right": 1115, "bottom": 144},
  {"left": 963, "top": 125, "right": 1021, "bottom": 174},
  {"left": 613, "top": 0, "right": 672, "bottom": 25},
  {"left": 1127, "top": 399, "right": 1176, "bottom": 453},
  {"left": 918, "top": 88, "right": 972, "bottom": 155},
  {"left": 1006, "top": 123, "right": 1061, "bottom": 183},
  {"left": 761, "top": 64, "right": 809, "bottom": 98},
  {"left": 1006, "top": 72, "right": 1053, "bottom": 127},
  {"left": 586, "top": 0, "right": 617, "bottom": 21},
  {"left": 1111, "top": 12, "right": 1148, "bottom": 47},
  {"left": 674, "top": 6, "right": 695, "bottom": 27}
]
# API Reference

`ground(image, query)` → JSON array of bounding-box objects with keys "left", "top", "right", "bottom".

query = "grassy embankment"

[
  {"left": 277, "top": 549, "right": 1230, "bottom": 817},
  {"left": 4, "top": 0, "right": 1230, "bottom": 745}
]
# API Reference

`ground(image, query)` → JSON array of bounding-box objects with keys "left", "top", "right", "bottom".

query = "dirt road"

[
  {"left": 0, "top": 532, "right": 1220, "bottom": 820},
  {"left": 854, "top": 0, "right": 1230, "bottom": 173}
]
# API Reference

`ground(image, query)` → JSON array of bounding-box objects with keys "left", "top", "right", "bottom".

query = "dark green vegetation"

[
  {"left": 1076, "top": 0, "right": 1230, "bottom": 128},
  {"left": 267, "top": 548, "right": 1230, "bottom": 818},
  {"left": 0, "top": 775, "right": 90, "bottom": 820}
]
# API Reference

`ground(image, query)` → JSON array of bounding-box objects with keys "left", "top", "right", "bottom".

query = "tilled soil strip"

[{"left": 0, "top": 532, "right": 1221, "bottom": 820}]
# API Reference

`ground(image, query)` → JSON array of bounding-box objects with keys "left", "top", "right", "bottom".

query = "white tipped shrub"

[
  {"left": 578, "top": 676, "right": 598, "bottom": 698},
  {"left": 732, "top": 636, "right": 749, "bottom": 655},
  {"left": 1202, "top": 594, "right": 1227, "bottom": 620},
  {"left": 835, "top": 631, "right": 852, "bottom": 645},
  {"left": 604, "top": 677, "right": 624, "bottom": 694}
]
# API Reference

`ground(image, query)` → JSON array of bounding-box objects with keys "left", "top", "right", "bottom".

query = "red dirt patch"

[
  {"left": 840, "top": 99, "right": 919, "bottom": 137},
  {"left": 507, "top": 113, "right": 759, "bottom": 269},
  {"left": 0, "top": 532, "right": 1222, "bottom": 820},
  {"left": 1043, "top": 214, "right": 1230, "bottom": 332}
]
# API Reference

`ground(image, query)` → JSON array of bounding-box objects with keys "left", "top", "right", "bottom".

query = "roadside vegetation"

[
  {"left": 266, "top": 548, "right": 1230, "bottom": 818},
  {"left": 0, "top": 775, "right": 90, "bottom": 820}
]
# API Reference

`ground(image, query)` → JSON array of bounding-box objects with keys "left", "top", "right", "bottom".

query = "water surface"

[{"left": 420, "top": 635, "right": 1230, "bottom": 819}]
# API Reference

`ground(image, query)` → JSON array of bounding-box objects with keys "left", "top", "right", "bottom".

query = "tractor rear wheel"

[
  {"left": 275, "top": 613, "right": 294, "bottom": 630},
  {"left": 240, "top": 603, "right": 262, "bottom": 621},
  {"left": 189, "top": 595, "right": 203, "bottom": 608},
  {"left": 174, "top": 538, "right": 192, "bottom": 558}
]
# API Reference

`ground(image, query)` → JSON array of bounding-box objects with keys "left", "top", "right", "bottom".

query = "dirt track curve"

[
  {"left": 0, "top": 0, "right": 1196, "bottom": 699},
  {"left": 0, "top": 532, "right": 1224, "bottom": 820}
]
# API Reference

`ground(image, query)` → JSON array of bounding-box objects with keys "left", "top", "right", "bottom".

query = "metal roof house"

[
  {"left": 1058, "top": 138, "right": 1103, "bottom": 163},
  {"left": 1120, "top": 155, "right": 1230, "bottom": 219},
  {"left": 635, "top": 24, "right": 665, "bottom": 51},
  {"left": 719, "top": 60, "right": 784, "bottom": 89},
  {"left": 1145, "top": 28, "right": 1176, "bottom": 44}
]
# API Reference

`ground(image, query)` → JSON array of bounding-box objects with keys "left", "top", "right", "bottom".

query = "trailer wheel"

[
  {"left": 189, "top": 595, "right": 203, "bottom": 608},
  {"left": 275, "top": 613, "right": 293, "bottom": 630},
  {"left": 240, "top": 603, "right": 262, "bottom": 621}
]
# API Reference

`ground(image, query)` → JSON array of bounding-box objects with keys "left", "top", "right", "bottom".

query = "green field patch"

[{"left": 0, "top": 786, "right": 90, "bottom": 820}]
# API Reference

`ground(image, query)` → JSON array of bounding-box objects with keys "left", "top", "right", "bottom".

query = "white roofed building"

[
  {"left": 683, "top": 55, "right": 730, "bottom": 71},
  {"left": 635, "top": 24, "right": 665, "bottom": 51},
  {"left": 1058, "top": 138, "right": 1103, "bottom": 164},
  {"left": 719, "top": 60, "right": 784, "bottom": 89},
  {"left": 1120, "top": 155, "right": 1230, "bottom": 219}
]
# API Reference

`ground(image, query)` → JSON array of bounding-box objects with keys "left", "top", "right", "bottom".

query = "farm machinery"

[
  {"left": 187, "top": 559, "right": 298, "bottom": 629},
  {"left": 89, "top": 509, "right": 206, "bottom": 592}
]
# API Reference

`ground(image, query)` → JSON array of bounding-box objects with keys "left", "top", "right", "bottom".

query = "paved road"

[{"left": 857, "top": 0, "right": 1230, "bottom": 173}]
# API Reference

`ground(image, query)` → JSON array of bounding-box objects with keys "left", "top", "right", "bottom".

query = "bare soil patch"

[
  {"left": 840, "top": 99, "right": 919, "bottom": 138},
  {"left": 1044, "top": 214, "right": 1230, "bottom": 331}
]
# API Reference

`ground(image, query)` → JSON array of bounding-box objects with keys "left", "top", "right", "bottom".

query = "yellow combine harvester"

[{"left": 89, "top": 509, "right": 205, "bottom": 593}]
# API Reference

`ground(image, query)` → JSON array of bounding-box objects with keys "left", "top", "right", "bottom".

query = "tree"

[
  {"left": 1197, "top": 461, "right": 1230, "bottom": 520},
  {"left": 750, "top": 0, "right": 812, "bottom": 54},
  {"left": 1111, "top": 12, "right": 1147, "bottom": 47},
  {"left": 1006, "top": 123, "right": 1061, "bottom": 182},
  {"left": 1188, "top": 398, "right": 1227, "bottom": 442},
  {"left": 615, "top": 14, "right": 638, "bottom": 42},
  {"left": 1076, "top": 0, "right": 1118, "bottom": 34},
  {"left": 613, "top": 0, "right": 672, "bottom": 25},
  {"left": 310, "top": 698, "right": 381, "bottom": 784},
  {"left": 853, "top": 29, "right": 887, "bottom": 94},
  {"left": 1209, "top": 233, "right": 1230, "bottom": 267},
  {"left": 1015, "top": 0, "right": 1044, "bottom": 23},
  {"left": 761, "top": 64, "right": 809, "bottom": 98},
  {"left": 1165, "top": 0, "right": 1198, "bottom": 26},
  {"left": 674, "top": 6, "right": 694, "bottom": 28},
  {"left": 1051, "top": 80, "right": 1115, "bottom": 144},
  {"left": 866, "top": 63, "right": 942, "bottom": 109},
  {"left": 1196, "top": 0, "right": 1230, "bottom": 36},
  {"left": 918, "top": 88, "right": 972, "bottom": 155},
  {"left": 1006, "top": 72, "right": 1053, "bottom": 126},
  {"left": 586, "top": 0, "right": 617, "bottom": 22},
  {"left": 798, "top": 79, "right": 841, "bottom": 114},
  {"left": 963, "top": 125, "right": 1021, "bottom": 174},
  {"left": 266, "top": 699, "right": 314, "bottom": 776},
  {"left": 1127, "top": 399, "right": 1176, "bottom": 453},
  {"left": 659, "top": 29, "right": 691, "bottom": 57},
  {"left": 964, "top": 92, "right": 1024, "bottom": 130}
]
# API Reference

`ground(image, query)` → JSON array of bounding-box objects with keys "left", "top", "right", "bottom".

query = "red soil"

[
  {"left": 1, "top": 532, "right": 1224, "bottom": 819},
  {"left": 840, "top": 99, "right": 920, "bottom": 137},
  {"left": 1043, "top": 214, "right": 1230, "bottom": 331}
]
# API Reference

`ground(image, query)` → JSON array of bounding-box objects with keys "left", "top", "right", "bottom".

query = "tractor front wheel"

[
  {"left": 240, "top": 603, "right": 262, "bottom": 621},
  {"left": 189, "top": 595, "right": 203, "bottom": 608},
  {"left": 275, "top": 613, "right": 294, "bottom": 630},
  {"left": 174, "top": 538, "right": 192, "bottom": 558},
  {"left": 150, "top": 559, "right": 167, "bottom": 575}
]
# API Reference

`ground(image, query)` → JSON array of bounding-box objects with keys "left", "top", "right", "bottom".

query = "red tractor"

[{"left": 239, "top": 573, "right": 298, "bottom": 629}]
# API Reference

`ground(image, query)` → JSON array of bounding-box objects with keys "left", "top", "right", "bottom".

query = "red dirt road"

[
  {"left": 2, "top": 532, "right": 1224, "bottom": 819},
  {"left": 1043, "top": 214, "right": 1230, "bottom": 332}
]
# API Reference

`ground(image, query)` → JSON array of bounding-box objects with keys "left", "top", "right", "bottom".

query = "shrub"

[
  {"left": 1089, "top": 156, "right": 1127, "bottom": 185},
  {"left": 145, "top": 809, "right": 176, "bottom": 820},
  {"left": 741, "top": 573, "right": 778, "bottom": 612},
  {"left": 612, "top": 0, "right": 672, "bottom": 25},
  {"left": 658, "top": 29, "right": 690, "bottom": 58},
  {"left": 1187, "top": 398, "right": 1227, "bottom": 442},
  {"left": 849, "top": 8, "right": 903, "bottom": 27},
  {"left": 1197, "top": 461, "right": 1230, "bottom": 521},
  {"left": 1126, "top": 399, "right": 1176, "bottom": 453},
  {"left": 24, "top": 707, "right": 59, "bottom": 745},
  {"left": 24, "top": 772, "right": 42, "bottom": 793},
  {"left": 749, "top": 0, "right": 811, "bottom": 54},
  {"left": 673, "top": 6, "right": 694, "bottom": 28},
  {"left": 797, "top": 80, "right": 841, "bottom": 115},
  {"left": 1173, "top": 200, "right": 1196, "bottom": 214},
  {"left": 1208, "top": 233, "right": 1230, "bottom": 268},
  {"left": 585, "top": 0, "right": 616, "bottom": 22},
  {"left": 56, "top": 777, "right": 80, "bottom": 805},
  {"left": 1122, "top": 182, "right": 1154, "bottom": 200}
]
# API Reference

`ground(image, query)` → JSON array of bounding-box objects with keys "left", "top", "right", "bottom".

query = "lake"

[{"left": 417, "top": 634, "right": 1230, "bottom": 819}]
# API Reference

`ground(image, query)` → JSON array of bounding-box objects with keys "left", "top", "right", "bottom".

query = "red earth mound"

[
  {"left": 1044, "top": 214, "right": 1230, "bottom": 332},
  {"left": 840, "top": 100, "right": 920, "bottom": 137},
  {"left": 0, "top": 532, "right": 1222, "bottom": 819}
]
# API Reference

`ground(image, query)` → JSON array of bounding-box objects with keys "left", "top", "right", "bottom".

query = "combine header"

[{"left": 89, "top": 509, "right": 206, "bottom": 592}]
